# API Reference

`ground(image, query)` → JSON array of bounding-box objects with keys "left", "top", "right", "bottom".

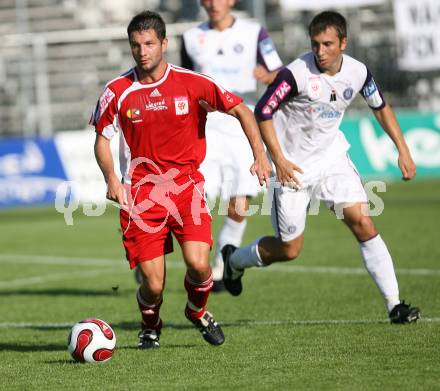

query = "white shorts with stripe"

[{"left": 271, "top": 154, "right": 368, "bottom": 242}]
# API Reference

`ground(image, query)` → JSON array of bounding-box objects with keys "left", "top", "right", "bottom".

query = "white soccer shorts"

[
  {"left": 200, "top": 111, "right": 261, "bottom": 200},
  {"left": 271, "top": 153, "right": 368, "bottom": 242}
]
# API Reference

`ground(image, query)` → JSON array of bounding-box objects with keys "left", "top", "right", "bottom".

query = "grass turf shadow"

[{"left": 0, "top": 342, "right": 66, "bottom": 352}]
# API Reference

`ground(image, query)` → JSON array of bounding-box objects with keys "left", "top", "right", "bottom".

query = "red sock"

[
  {"left": 136, "top": 288, "right": 163, "bottom": 332},
  {"left": 184, "top": 272, "right": 213, "bottom": 319}
]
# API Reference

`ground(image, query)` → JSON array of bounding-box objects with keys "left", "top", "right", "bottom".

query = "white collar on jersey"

[{"left": 133, "top": 63, "right": 171, "bottom": 87}]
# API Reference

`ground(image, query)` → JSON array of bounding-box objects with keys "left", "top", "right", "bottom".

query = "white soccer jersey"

[
  {"left": 181, "top": 18, "right": 282, "bottom": 197},
  {"left": 182, "top": 19, "right": 282, "bottom": 97},
  {"left": 255, "top": 52, "right": 385, "bottom": 183}
]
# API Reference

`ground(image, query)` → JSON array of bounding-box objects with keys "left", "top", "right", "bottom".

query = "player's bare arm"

[
  {"left": 94, "top": 133, "right": 128, "bottom": 206},
  {"left": 258, "top": 118, "right": 303, "bottom": 189},
  {"left": 227, "top": 102, "right": 272, "bottom": 186},
  {"left": 253, "top": 64, "right": 279, "bottom": 85},
  {"left": 372, "top": 103, "right": 416, "bottom": 180}
]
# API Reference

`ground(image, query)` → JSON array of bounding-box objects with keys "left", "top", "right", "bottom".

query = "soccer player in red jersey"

[{"left": 91, "top": 10, "right": 271, "bottom": 348}]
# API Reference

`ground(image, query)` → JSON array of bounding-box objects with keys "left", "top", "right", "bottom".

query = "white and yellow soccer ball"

[{"left": 67, "top": 318, "right": 116, "bottom": 363}]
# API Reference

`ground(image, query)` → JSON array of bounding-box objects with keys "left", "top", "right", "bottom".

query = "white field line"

[
  {"left": 0, "top": 268, "right": 122, "bottom": 289},
  {"left": 0, "top": 317, "right": 439, "bottom": 329},
  {"left": 1, "top": 253, "right": 440, "bottom": 277},
  {"left": 0, "top": 254, "right": 124, "bottom": 267},
  {"left": 0, "top": 254, "right": 185, "bottom": 288},
  {"left": 268, "top": 264, "right": 440, "bottom": 276}
]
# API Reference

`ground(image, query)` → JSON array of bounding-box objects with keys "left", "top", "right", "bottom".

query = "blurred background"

[{"left": 0, "top": 0, "right": 439, "bottom": 208}]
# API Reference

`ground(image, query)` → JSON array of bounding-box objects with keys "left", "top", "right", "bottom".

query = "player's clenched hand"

[
  {"left": 398, "top": 150, "right": 416, "bottom": 181},
  {"left": 274, "top": 158, "right": 303, "bottom": 190},
  {"left": 106, "top": 174, "right": 128, "bottom": 206},
  {"left": 253, "top": 65, "right": 277, "bottom": 85},
  {"left": 250, "top": 153, "right": 272, "bottom": 188}
]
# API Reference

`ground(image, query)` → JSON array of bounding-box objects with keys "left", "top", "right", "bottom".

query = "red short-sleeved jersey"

[{"left": 91, "top": 64, "right": 242, "bottom": 185}]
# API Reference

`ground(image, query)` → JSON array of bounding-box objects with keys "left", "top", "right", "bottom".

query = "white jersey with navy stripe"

[
  {"left": 182, "top": 18, "right": 282, "bottom": 97},
  {"left": 181, "top": 18, "right": 282, "bottom": 197},
  {"left": 256, "top": 52, "right": 385, "bottom": 183}
]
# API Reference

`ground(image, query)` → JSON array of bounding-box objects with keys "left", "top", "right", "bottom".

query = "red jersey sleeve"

[
  {"left": 90, "top": 86, "right": 119, "bottom": 139},
  {"left": 196, "top": 75, "right": 242, "bottom": 113}
]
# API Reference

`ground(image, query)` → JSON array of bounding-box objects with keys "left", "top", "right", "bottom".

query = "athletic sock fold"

[
  {"left": 230, "top": 237, "right": 265, "bottom": 270},
  {"left": 136, "top": 288, "right": 163, "bottom": 331},
  {"left": 184, "top": 272, "right": 213, "bottom": 319}
]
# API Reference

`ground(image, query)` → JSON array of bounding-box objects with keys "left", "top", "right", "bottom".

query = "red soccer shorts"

[{"left": 120, "top": 176, "right": 212, "bottom": 269}]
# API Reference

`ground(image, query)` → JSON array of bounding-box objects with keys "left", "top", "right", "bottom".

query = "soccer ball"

[{"left": 67, "top": 318, "right": 116, "bottom": 363}]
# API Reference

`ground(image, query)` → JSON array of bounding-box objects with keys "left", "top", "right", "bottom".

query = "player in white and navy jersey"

[
  {"left": 222, "top": 11, "right": 421, "bottom": 324},
  {"left": 181, "top": 0, "right": 283, "bottom": 291},
  {"left": 91, "top": 11, "right": 271, "bottom": 349}
]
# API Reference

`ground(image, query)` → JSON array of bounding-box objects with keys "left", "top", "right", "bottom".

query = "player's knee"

[
  {"left": 228, "top": 197, "right": 248, "bottom": 222},
  {"left": 281, "top": 241, "right": 302, "bottom": 261},
  {"left": 186, "top": 259, "right": 210, "bottom": 277},
  {"left": 351, "top": 215, "right": 377, "bottom": 240},
  {"left": 227, "top": 204, "right": 246, "bottom": 222},
  {"left": 141, "top": 281, "right": 163, "bottom": 301}
]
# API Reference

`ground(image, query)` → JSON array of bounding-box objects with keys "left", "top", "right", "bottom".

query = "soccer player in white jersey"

[
  {"left": 222, "top": 11, "right": 421, "bottom": 324},
  {"left": 181, "top": 0, "right": 283, "bottom": 291}
]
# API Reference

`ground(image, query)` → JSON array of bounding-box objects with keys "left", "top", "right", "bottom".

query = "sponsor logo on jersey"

[
  {"left": 311, "top": 104, "right": 342, "bottom": 119},
  {"left": 259, "top": 38, "right": 283, "bottom": 70},
  {"left": 262, "top": 80, "right": 292, "bottom": 115},
  {"left": 149, "top": 88, "right": 162, "bottom": 97},
  {"left": 362, "top": 78, "right": 377, "bottom": 97},
  {"left": 175, "top": 97, "right": 189, "bottom": 115},
  {"left": 211, "top": 66, "right": 240, "bottom": 76},
  {"left": 318, "top": 110, "right": 341, "bottom": 119},
  {"left": 99, "top": 88, "right": 115, "bottom": 114},
  {"left": 126, "top": 107, "right": 142, "bottom": 123},
  {"left": 224, "top": 92, "right": 234, "bottom": 103},
  {"left": 343, "top": 87, "right": 354, "bottom": 100},
  {"left": 145, "top": 99, "right": 168, "bottom": 111},
  {"left": 259, "top": 37, "right": 276, "bottom": 55}
]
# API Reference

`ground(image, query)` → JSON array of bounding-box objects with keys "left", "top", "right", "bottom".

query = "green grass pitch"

[{"left": 0, "top": 179, "right": 439, "bottom": 390}]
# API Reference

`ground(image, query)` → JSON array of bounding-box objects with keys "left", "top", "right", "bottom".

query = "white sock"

[
  {"left": 360, "top": 235, "right": 400, "bottom": 312},
  {"left": 230, "top": 237, "right": 265, "bottom": 270},
  {"left": 212, "top": 217, "right": 247, "bottom": 280}
]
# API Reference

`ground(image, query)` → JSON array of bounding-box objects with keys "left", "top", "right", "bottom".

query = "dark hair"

[
  {"left": 127, "top": 10, "right": 166, "bottom": 41},
  {"left": 308, "top": 11, "right": 347, "bottom": 41}
]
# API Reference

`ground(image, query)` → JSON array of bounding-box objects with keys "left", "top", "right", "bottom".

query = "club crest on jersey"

[
  {"left": 197, "top": 32, "right": 206, "bottom": 47},
  {"left": 175, "top": 97, "right": 189, "bottom": 115},
  {"left": 234, "top": 43, "right": 244, "bottom": 53},
  {"left": 307, "top": 77, "right": 322, "bottom": 100},
  {"left": 343, "top": 87, "right": 354, "bottom": 100},
  {"left": 288, "top": 225, "right": 297, "bottom": 234}
]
